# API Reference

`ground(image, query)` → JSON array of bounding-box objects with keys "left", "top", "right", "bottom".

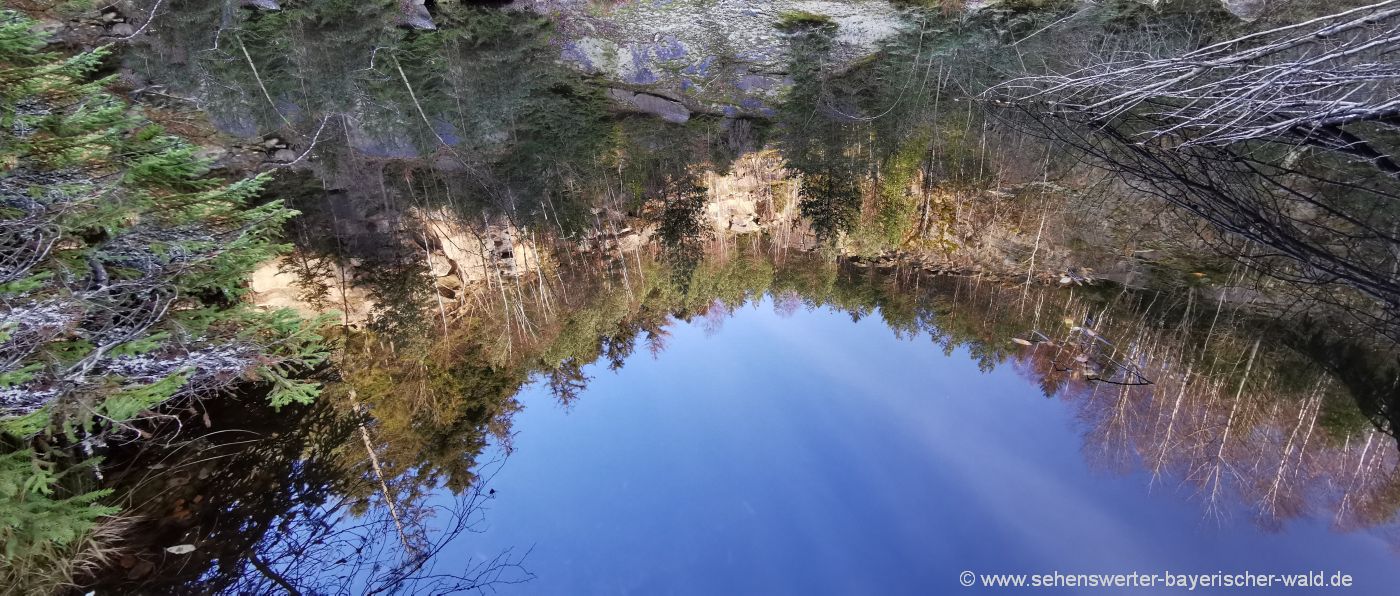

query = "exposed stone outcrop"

[
  {"left": 574, "top": 151, "right": 805, "bottom": 259},
  {"left": 606, "top": 89, "right": 692, "bottom": 123},
  {"left": 700, "top": 150, "right": 798, "bottom": 234},
  {"left": 416, "top": 209, "right": 545, "bottom": 285},
  {"left": 1218, "top": 0, "right": 1266, "bottom": 20},
  {"left": 398, "top": 0, "right": 436, "bottom": 30},
  {"left": 579, "top": 223, "right": 653, "bottom": 256},
  {"left": 536, "top": 0, "right": 907, "bottom": 116},
  {"left": 248, "top": 208, "right": 546, "bottom": 322},
  {"left": 249, "top": 260, "right": 375, "bottom": 324},
  {"left": 239, "top": 0, "right": 282, "bottom": 10}
]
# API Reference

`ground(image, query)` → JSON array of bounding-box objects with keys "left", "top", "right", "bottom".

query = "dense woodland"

[{"left": 2, "top": 0, "right": 1399, "bottom": 593}]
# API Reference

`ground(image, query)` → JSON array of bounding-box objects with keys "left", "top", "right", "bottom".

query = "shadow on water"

[{"left": 85, "top": 379, "right": 532, "bottom": 593}]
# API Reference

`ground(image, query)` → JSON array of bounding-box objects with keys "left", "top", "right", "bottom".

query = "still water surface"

[
  {"left": 427, "top": 299, "right": 1400, "bottom": 594},
  {"left": 12, "top": 1, "right": 1400, "bottom": 592}
]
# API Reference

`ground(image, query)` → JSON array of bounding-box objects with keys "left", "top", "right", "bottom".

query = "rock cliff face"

[
  {"left": 249, "top": 259, "right": 375, "bottom": 324},
  {"left": 247, "top": 152, "right": 800, "bottom": 318},
  {"left": 524, "top": 0, "right": 909, "bottom": 117},
  {"left": 249, "top": 212, "right": 545, "bottom": 324},
  {"left": 416, "top": 210, "right": 546, "bottom": 286},
  {"left": 701, "top": 150, "right": 800, "bottom": 235},
  {"left": 89, "top": 0, "right": 1266, "bottom": 159},
  {"left": 524, "top": 0, "right": 1264, "bottom": 119},
  {"left": 1218, "top": 0, "right": 1266, "bottom": 20}
]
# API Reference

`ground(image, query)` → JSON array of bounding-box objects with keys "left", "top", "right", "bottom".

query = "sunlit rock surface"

[
  {"left": 249, "top": 213, "right": 545, "bottom": 323},
  {"left": 701, "top": 150, "right": 800, "bottom": 234},
  {"left": 249, "top": 259, "right": 374, "bottom": 324}
]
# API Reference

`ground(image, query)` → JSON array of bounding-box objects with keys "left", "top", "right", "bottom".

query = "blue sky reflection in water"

[{"left": 436, "top": 299, "right": 1400, "bottom": 594}]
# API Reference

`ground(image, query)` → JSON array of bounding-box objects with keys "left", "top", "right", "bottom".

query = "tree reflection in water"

[
  {"left": 69, "top": 1, "right": 1400, "bottom": 590},
  {"left": 88, "top": 239, "right": 1400, "bottom": 591}
]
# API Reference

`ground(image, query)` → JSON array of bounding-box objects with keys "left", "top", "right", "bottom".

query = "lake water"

[
  {"left": 426, "top": 298, "right": 1400, "bottom": 594},
  {"left": 49, "top": 1, "right": 1400, "bottom": 593},
  {"left": 76, "top": 251, "right": 1400, "bottom": 594}
]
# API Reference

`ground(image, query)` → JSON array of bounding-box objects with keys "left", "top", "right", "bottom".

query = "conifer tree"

[{"left": 0, "top": 11, "right": 330, "bottom": 587}]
